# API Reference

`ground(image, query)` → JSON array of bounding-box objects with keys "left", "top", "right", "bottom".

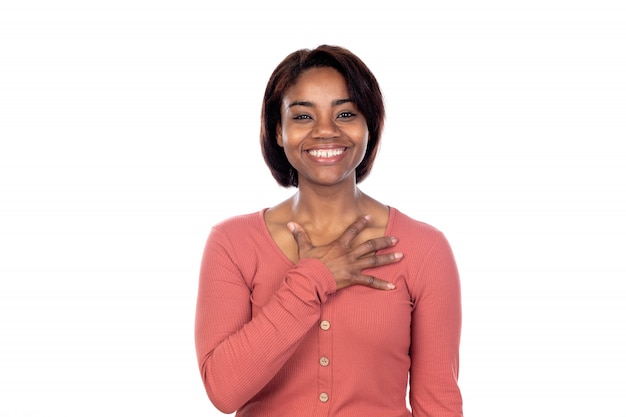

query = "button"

[
  {"left": 319, "top": 356, "right": 329, "bottom": 366},
  {"left": 319, "top": 392, "right": 329, "bottom": 403},
  {"left": 320, "top": 320, "right": 331, "bottom": 330}
]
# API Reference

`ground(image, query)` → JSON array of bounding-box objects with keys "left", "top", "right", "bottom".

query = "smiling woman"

[{"left": 194, "top": 45, "right": 463, "bottom": 417}]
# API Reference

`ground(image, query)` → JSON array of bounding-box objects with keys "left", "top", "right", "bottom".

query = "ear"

[{"left": 276, "top": 123, "right": 284, "bottom": 147}]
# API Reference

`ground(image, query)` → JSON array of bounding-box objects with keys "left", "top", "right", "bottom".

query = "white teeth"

[{"left": 308, "top": 148, "right": 345, "bottom": 158}]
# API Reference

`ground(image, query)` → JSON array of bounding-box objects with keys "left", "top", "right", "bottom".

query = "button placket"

[{"left": 318, "top": 304, "right": 333, "bottom": 405}]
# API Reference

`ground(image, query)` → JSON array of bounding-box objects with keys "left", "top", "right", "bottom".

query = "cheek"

[
  {"left": 359, "top": 130, "right": 370, "bottom": 153},
  {"left": 278, "top": 134, "right": 299, "bottom": 164}
]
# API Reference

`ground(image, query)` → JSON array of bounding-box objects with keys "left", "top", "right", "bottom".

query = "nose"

[{"left": 312, "top": 116, "right": 339, "bottom": 139}]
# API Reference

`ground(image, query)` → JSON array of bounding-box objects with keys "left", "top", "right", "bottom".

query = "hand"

[{"left": 287, "top": 215, "right": 403, "bottom": 290}]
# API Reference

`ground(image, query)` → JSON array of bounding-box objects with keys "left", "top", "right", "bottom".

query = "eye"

[
  {"left": 337, "top": 111, "right": 356, "bottom": 119},
  {"left": 293, "top": 114, "right": 313, "bottom": 120}
]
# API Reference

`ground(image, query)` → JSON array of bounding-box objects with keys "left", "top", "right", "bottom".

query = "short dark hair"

[{"left": 260, "top": 45, "right": 385, "bottom": 187}]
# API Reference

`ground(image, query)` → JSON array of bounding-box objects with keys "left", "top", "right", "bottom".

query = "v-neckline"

[{"left": 258, "top": 206, "right": 396, "bottom": 267}]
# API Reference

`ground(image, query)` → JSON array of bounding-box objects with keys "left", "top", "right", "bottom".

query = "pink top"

[{"left": 195, "top": 207, "right": 462, "bottom": 416}]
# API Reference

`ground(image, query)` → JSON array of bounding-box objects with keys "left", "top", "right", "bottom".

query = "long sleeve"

[
  {"left": 194, "top": 225, "right": 337, "bottom": 413},
  {"left": 409, "top": 232, "right": 463, "bottom": 417}
]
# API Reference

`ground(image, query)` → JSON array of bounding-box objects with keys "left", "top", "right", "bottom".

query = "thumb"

[{"left": 287, "top": 222, "right": 312, "bottom": 251}]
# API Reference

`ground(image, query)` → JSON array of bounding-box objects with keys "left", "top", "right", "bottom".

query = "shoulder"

[
  {"left": 388, "top": 207, "right": 445, "bottom": 241},
  {"left": 387, "top": 207, "right": 456, "bottom": 261},
  {"left": 205, "top": 209, "right": 272, "bottom": 254},
  {"left": 211, "top": 209, "right": 266, "bottom": 234},
  {"left": 203, "top": 209, "right": 279, "bottom": 268}
]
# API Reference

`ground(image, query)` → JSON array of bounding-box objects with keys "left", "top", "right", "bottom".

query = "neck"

[{"left": 288, "top": 182, "right": 370, "bottom": 229}]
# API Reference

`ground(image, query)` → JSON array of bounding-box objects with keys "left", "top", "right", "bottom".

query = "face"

[{"left": 277, "top": 67, "right": 369, "bottom": 188}]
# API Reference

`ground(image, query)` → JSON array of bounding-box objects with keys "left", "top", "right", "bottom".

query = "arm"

[
  {"left": 194, "top": 227, "right": 336, "bottom": 413},
  {"left": 409, "top": 233, "right": 463, "bottom": 417}
]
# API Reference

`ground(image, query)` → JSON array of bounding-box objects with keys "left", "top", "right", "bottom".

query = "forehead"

[{"left": 284, "top": 67, "right": 349, "bottom": 100}]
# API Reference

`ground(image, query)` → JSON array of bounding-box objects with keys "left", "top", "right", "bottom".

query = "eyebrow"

[{"left": 288, "top": 98, "right": 354, "bottom": 108}]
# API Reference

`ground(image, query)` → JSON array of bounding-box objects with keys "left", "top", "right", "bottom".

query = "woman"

[{"left": 195, "top": 45, "right": 463, "bottom": 416}]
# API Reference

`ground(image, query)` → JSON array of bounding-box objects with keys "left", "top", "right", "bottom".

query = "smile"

[{"left": 307, "top": 148, "right": 347, "bottom": 158}]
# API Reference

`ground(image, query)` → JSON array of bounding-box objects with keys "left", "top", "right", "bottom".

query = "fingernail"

[
  {"left": 363, "top": 214, "right": 372, "bottom": 221},
  {"left": 287, "top": 223, "right": 295, "bottom": 232},
  {"left": 390, "top": 237, "right": 398, "bottom": 244},
  {"left": 386, "top": 283, "right": 396, "bottom": 290},
  {"left": 394, "top": 252, "right": 403, "bottom": 260}
]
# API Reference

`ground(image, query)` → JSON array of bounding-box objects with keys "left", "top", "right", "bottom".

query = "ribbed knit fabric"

[{"left": 195, "top": 207, "right": 463, "bottom": 417}]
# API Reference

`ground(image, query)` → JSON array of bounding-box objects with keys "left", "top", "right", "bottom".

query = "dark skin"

[
  {"left": 264, "top": 198, "right": 402, "bottom": 290},
  {"left": 264, "top": 67, "right": 402, "bottom": 290}
]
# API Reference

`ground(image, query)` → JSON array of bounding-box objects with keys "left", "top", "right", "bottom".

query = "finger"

[
  {"left": 287, "top": 222, "right": 313, "bottom": 252},
  {"left": 336, "top": 215, "right": 371, "bottom": 248},
  {"left": 354, "top": 251, "right": 404, "bottom": 269},
  {"left": 351, "top": 236, "right": 399, "bottom": 258},
  {"left": 354, "top": 274, "right": 396, "bottom": 290}
]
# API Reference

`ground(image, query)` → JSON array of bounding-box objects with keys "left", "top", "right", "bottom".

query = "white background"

[{"left": 1, "top": 1, "right": 625, "bottom": 416}]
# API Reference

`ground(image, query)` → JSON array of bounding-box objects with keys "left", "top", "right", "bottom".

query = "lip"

[{"left": 305, "top": 146, "right": 348, "bottom": 163}]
